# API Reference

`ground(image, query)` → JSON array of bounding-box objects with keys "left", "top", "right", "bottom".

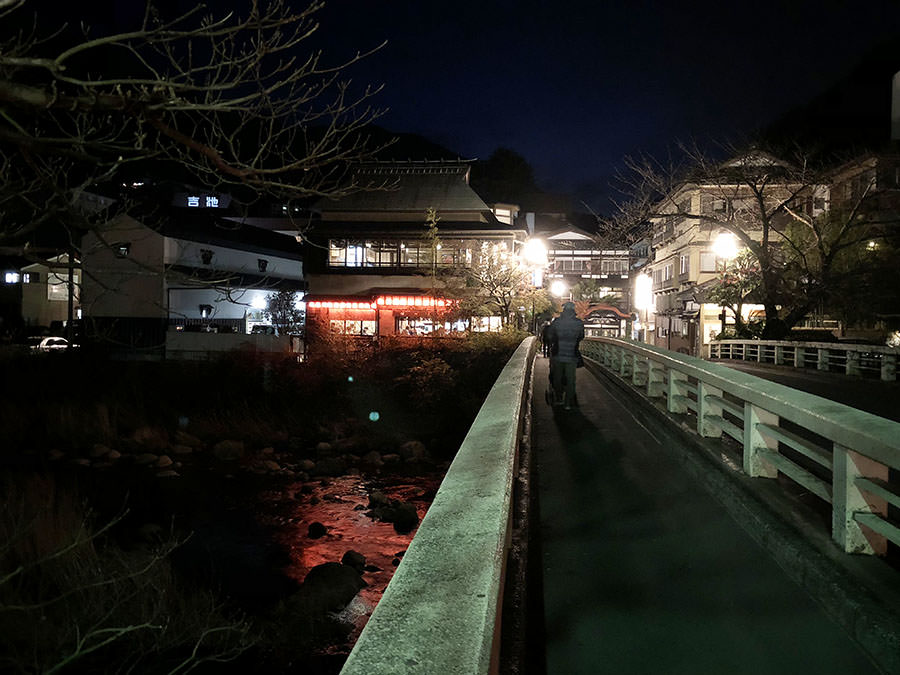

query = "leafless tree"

[
  {"left": 462, "top": 242, "right": 535, "bottom": 326},
  {"left": 0, "top": 0, "right": 390, "bottom": 256},
  {"left": 606, "top": 141, "right": 900, "bottom": 337}
]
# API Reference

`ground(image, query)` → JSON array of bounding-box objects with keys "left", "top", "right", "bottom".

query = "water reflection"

[{"left": 262, "top": 473, "right": 442, "bottom": 646}]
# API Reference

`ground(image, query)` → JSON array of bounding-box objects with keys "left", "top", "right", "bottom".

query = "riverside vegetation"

[{"left": 0, "top": 330, "right": 526, "bottom": 674}]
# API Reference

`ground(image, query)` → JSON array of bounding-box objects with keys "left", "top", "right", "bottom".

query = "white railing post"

[
  {"left": 817, "top": 347, "right": 829, "bottom": 372},
  {"left": 632, "top": 355, "right": 646, "bottom": 386},
  {"left": 743, "top": 403, "right": 778, "bottom": 478},
  {"left": 845, "top": 350, "right": 861, "bottom": 377},
  {"left": 696, "top": 381, "right": 723, "bottom": 438},
  {"left": 882, "top": 353, "right": 897, "bottom": 382},
  {"left": 667, "top": 369, "right": 688, "bottom": 413},
  {"left": 832, "top": 444, "right": 889, "bottom": 555},
  {"left": 774, "top": 344, "right": 784, "bottom": 366},
  {"left": 647, "top": 360, "right": 664, "bottom": 398},
  {"left": 795, "top": 346, "right": 805, "bottom": 368}
]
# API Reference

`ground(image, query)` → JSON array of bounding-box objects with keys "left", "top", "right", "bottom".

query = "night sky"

[
  {"left": 315, "top": 0, "right": 900, "bottom": 210},
  {"left": 41, "top": 0, "right": 900, "bottom": 211}
]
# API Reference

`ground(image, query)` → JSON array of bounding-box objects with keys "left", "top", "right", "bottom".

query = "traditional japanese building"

[{"left": 300, "top": 160, "right": 529, "bottom": 337}]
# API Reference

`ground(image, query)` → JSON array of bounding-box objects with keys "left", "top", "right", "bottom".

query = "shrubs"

[{"left": 0, "top": 474, "right": 254, "bottom": 674}]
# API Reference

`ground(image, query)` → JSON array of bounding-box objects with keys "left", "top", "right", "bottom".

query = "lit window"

[
  {"left": 47, "top": 273, "right": 69, "bottom": 301},
  {"left": 346, "top": 245, "right": 365, "bottom": 267},
  {"left": 114, "top": 242, "right": 131, "bottom": 258},
  {"left": 4, "top": 272, "right": 20, "bottom": 284},
  {"left": 199, "top": 304, "right": 213, "bottom": 319},
  {"left": 24, "top": 272, "right": 40, "bottom": 283}
]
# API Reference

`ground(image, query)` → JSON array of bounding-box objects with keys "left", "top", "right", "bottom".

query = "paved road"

[
  {"left": 709, "top": 359, "right": 900, "bottom": 422},
  {"left": 531, "top": 354, "right": 879, "bottom": 675}
]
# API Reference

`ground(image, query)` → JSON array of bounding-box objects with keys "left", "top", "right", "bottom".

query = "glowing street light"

[
  {"left": 522, "top": 238, "right": 548, "bottom": 266},
  {"left": 712, "top": 231, "right": 739, "bottom": 261},
  {"left": 712, "top": 231, "right": 739, "bottom": 336},
  {"left": 520, "top": 238, "right": 548, "bottom": 332},
  {"left": 549, "top": 279, "right": 568, "bottom": 298},
  {"left": 633, "top": 273, "right": 652, "bottom": 311}
]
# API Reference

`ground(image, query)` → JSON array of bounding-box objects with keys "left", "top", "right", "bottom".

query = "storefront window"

[{"left": 329, "top": 318, "right": 376, "bottom": 336}]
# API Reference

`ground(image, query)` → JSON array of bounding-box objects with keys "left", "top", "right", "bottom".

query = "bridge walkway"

[{"left": 530, "top": 353, "right": 880, "bottom": 675}]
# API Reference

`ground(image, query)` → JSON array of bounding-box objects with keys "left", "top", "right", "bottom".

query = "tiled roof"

[{"left": 315, "top": 163, "right": 492, "bottom": 215}]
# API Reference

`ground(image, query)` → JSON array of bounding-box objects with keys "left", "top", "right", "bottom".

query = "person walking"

[
  {"left": 540, "top": 320, "right": 552, "bottom": 357},
  {"left": 547, "top": 302, "right": 584, "bottom": 409}
]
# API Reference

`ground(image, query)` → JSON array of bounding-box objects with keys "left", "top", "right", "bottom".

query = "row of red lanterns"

[{"left": 307, "top": 295, "right": 451, "bottom": 310}]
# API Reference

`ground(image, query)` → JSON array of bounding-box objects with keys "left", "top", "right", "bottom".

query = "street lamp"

[
  {"left": 549, "top": 279, "right": 568, "bottom": 299},
  {"left": 633, "top": 273, "right": 652, "bottom": 342},
  {"left": 712, "top": 231, "right": 739, "bottom": 336},
  {"left": 521, "top": 238, "right": 548, "bottom": 332},
  {"left": 712, "top": 231, "right": 738, "bottom": 260}
]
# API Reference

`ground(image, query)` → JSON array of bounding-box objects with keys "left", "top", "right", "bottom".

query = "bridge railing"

[
  {"left": 710, "top": 338, "right": 898, "bottom": 381},
  {"left": 581, "top": 337, "right": 900, "bottom": 557},
  {"left": 340, "top": 336, "right": 536, "bottom": 675}
]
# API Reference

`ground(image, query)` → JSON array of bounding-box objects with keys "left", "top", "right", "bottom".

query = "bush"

[{"left": 0, "top": 474, "right": 254, "bottom": 674}]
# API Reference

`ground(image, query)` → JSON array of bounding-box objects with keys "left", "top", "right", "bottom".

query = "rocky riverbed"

[{"left": 34, "top": 424, "right": 446, "bottom": 669}]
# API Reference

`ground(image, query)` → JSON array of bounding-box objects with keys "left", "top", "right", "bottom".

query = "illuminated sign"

[{"left": 173, "top": 192, "right": 230, "bottom": 208}]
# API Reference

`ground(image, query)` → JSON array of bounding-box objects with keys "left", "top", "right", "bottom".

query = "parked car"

[{"left": 27, "top": 336, "right": 71, "bottom": 352}]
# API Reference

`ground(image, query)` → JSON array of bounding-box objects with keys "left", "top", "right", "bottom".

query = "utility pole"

[{"left": 67, "top": 246, "right": 75, "bottom": 349}]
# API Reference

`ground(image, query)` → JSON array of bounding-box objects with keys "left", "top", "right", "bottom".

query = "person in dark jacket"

[
  {"left": 540, "top": 321, "right": 552, "bottom": 357},
  {"left": 547, "top": 302, "right": 584, "bottom": 409}
]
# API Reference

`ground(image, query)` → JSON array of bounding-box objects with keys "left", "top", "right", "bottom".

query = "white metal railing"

[
  {"left": 581, "top": 337, "right": 900, "bottom": 557},
  {"left": 710, "top": 339, "right": 898, "bottom": 381}
]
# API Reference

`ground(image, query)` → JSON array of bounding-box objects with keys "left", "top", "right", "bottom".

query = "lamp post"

[
  {"left": 633, "top": 273, "right": 652, "bottom": 343},
  {"left": 712, "top": 231, "right": 739, "bottom": 336},
  {"left": 521, "top": 238, "right": 548, "bottom": 333}
]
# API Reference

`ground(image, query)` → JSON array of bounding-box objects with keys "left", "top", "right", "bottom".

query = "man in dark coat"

[
  {"left": 540, "top": 321, "right": 552, "bottom": 357},
  {"left": 546, "top": 302, "right": 584, "bottom": 409}
]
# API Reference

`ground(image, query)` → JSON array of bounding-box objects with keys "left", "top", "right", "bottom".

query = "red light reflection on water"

[{"left": 266, "top": 473, "right": 441, "bottom": 643}]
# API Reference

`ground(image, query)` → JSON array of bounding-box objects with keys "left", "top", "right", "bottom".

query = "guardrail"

[
  {"left": 710, "top": 339, "right": 898, "bottom": 381},
  {"left": 341, "top": 337, "right": 536, "bottom": 675},
  {"left": 581, "top": 337, "right": 900, "bottom": 557}
]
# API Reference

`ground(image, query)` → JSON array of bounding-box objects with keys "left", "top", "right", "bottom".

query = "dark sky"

[
  {"left": 315, "top": 0, "right": 900, "bottom": 210},
  {"left": 40, "top": 0, "right": 900, "bottom": 211}
]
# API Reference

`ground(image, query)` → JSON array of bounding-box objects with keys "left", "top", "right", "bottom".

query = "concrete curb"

[
  {"left": 341, "top": 337, "right": 536, "bottom": 675},
  {"left": 585, "top": 357, "right": 900, "bottom": 675}
]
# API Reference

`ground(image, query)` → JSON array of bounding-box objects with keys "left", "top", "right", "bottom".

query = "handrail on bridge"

[
  {"left": 581, "top": 337, "right": 900, "bottom": 558},
  {"left": 341, "top": 337, "right": 536, "bottom": 675},
  {"left": 710, "top": 338, "right": 898, "bottom": 381}
]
